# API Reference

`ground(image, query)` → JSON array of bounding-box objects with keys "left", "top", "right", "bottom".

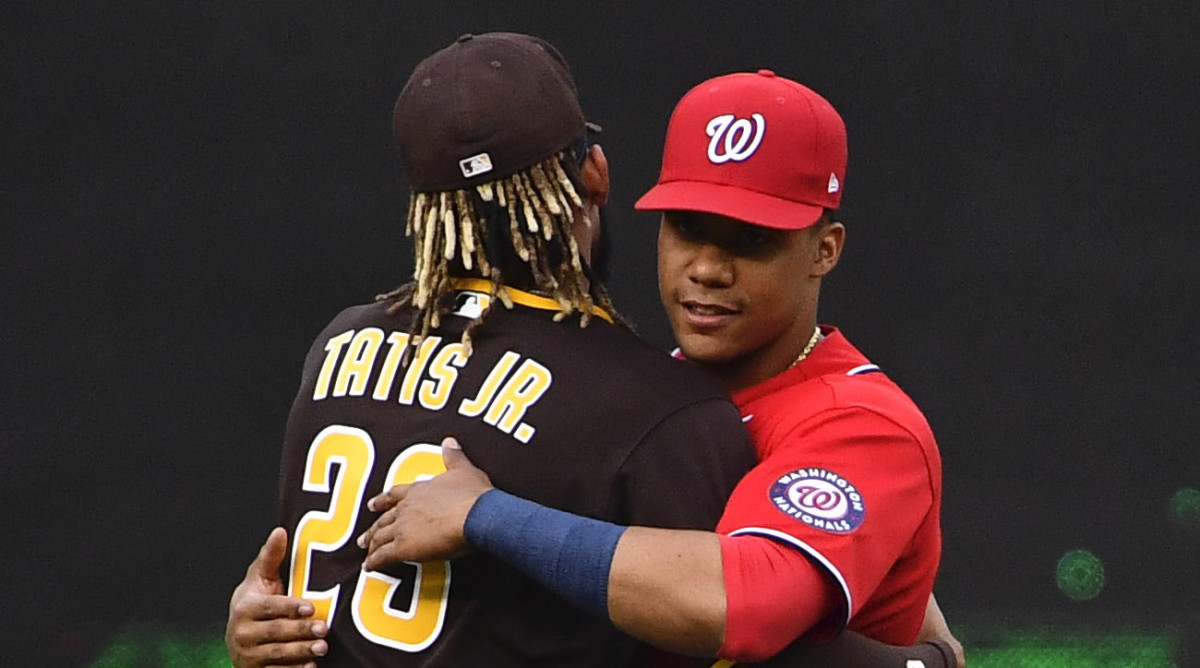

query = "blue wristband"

[{"left": 464, "top": 489, "right": 626, "bottom": 619}]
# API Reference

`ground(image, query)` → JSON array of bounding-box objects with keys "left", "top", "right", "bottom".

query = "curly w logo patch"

[{"left": 706, "top": 113, "right": 766, "bottom": 164}]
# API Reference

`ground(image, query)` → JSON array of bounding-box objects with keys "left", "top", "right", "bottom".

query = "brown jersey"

[{"left": 277, "top": 279, "right": 756, "bottom": 667}]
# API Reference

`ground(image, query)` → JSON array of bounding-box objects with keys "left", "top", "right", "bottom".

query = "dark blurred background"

[{"left": 3, "top": 1, "right": 1198, "bottom": 665}]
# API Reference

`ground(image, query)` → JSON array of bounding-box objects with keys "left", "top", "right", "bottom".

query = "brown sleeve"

[{"left": 746, "top": 631, "right": 956, "bottom": 668}]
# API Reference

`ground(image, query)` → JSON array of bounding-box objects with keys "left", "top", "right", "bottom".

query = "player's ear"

[
  {"left": 810, "top": 221, "right": 844, "bottom": 278},
  {"left": 580, "top": 144, "right": 609, "bottom": 208}
]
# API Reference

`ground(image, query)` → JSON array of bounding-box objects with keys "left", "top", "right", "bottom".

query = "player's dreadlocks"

[{"left": 376, "top": 146, "right": 624, "bottom": 357}]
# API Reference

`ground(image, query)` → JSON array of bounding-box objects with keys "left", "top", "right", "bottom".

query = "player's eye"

[
  {"left": 734, "top": 225, "right": 778, "bottom": 255},
  {"left": 740, "top": 227, "right": 771, "bottom": 247},
  {"left": 667, "top": 215, "right": 704, "bottom": 241}
]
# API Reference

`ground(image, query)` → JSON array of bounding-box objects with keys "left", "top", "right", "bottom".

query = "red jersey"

[{"left": 716, "top": 327, "right": 942, "bottom": 646}]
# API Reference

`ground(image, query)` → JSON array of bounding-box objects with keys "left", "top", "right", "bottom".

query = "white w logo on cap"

[{"left": 706, "top": 114, "right": 766, "bottom": 164}]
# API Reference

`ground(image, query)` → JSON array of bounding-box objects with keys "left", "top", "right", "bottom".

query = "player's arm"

[
  {"left": 359, "top": 455, "right": 738, "bottom": 656},
  {"left": 607, "top": 525, "right": 841, "bottom": 659},
  {"left": 361, "top": 445, "right": 957, "bottom": 664},
  {"left": 364, "top": 410, "right": 939, "bottom": 662},
  {"left": 361, "top": 440, "right": 833, "bottom": 660},
  {"left": 917, "top": 593, "right": 967, "bottom": 667}
]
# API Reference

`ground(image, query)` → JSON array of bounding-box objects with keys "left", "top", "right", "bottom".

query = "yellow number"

[
  {"left": 287, "top": 428, "right": 451, "bottom": 652},
  {"left": 287, "top": 426, "right": 375, "bottom": 626},
  {"left": 352, "top": 444, "right": 451, "bottom": 651}
]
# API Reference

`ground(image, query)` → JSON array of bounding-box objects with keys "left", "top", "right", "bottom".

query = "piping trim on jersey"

[
  {"left": 846, "top": 364, "right": 881, "bottom": 376},
  {"left": 727, "top": 527, "right": 853, "bottom": 628},
  {"left": 449, "top": 278, "right": 614, "bottom": 324}
]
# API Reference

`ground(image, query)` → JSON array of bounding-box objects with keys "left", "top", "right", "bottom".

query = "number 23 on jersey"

[{"left": 287, "top": 425, "right": 451, "bottom": 652}]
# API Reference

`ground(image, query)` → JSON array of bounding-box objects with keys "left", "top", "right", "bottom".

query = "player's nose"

[{"left": 687, "top": 243, "right": 735, "bottom": 287}]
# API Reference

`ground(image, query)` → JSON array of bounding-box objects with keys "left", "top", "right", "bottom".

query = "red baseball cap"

[{"left": 635, "top": 70, "right": 847, "bottom": 230}]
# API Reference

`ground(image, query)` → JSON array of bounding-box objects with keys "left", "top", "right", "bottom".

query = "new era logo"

[
  {"left": 828, "top": 173, "right": 840, "bottom": 193},
  {"left": 459, "top": 153, "right": 493, "bottom": 178}
]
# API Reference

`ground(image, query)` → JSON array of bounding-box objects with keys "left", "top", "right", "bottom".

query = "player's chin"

[{"left": 675, "top": 332, "right": 744, "bottom": 366}]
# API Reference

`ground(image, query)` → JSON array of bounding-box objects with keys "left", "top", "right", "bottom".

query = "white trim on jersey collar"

[
  {"left": 727, "top": 526, "right": 853, "bottom": 629},
  {"left": 846, "top": 364, "right": 881, "bottom": 376}
]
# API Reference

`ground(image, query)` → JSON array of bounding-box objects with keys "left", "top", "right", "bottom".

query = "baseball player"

[
  {"left": 226, "top": 33, "right": 759, "bottom": 667},
  {"left": 360, "top": 71, "right": 957, "bottom": 666}
]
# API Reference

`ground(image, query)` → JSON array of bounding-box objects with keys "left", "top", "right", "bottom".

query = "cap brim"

[{"left": 634, "top": 180, "right": 825, "bottom": 230}]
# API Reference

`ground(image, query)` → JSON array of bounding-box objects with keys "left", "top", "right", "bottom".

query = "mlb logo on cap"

[
  {"left": 636, "top": 70, "right": 848, "bottom": 230},
  {"left": 459, "top": 152, "right": 494, "bottom": 178}
]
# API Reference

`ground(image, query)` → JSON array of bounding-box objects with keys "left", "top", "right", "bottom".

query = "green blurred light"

[
  {"left": 1169, "top": 487, "right": 1200, "bottom": 530},
  {"left": 90, "top": 626, "right": 227, "bottom": 668},
  {"left": 1056, "top": 549, "right": 1105, "bottom": 601},
  {"left": 89, "top": 637, "right": 139, "bottom": 668},
  {"left": 91, "top": 623, "right": 1184, "bottom": 667},
  {"left": 956, "top": 626, "right": 1179, "bottom": 668}
]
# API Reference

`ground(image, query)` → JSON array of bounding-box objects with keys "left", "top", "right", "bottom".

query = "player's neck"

[{"left": 699, "top": 322, "right": 823, "bottom": 394}]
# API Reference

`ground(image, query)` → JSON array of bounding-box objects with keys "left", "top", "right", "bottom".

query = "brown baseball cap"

[{"left": 393, "top": 33, "right": 588, "bottom": 192}]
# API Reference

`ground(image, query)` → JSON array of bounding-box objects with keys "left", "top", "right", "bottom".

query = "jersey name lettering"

[{"left": 311, "top": 328, "right": 551, "bottom": 443}]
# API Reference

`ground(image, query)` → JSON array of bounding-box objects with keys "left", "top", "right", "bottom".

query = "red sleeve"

[
  {"left": 717, "top": 534, "right": 841, "bottom": 662},
  {"left": 716, "top": 407, "right": 935, "bottom": 636}
]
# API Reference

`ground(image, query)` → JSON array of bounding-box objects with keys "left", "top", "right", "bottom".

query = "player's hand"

[
  {"left": 359, "top": 436, "right": 493, "bottom": 568},
  {"left": 917, "top": 592, "right": 966, "bottom": 667},
  {"left": 226, "top": 527, "right": 328, "bottom": 668}
]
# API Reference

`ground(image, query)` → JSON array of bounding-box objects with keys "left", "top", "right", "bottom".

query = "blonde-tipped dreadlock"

[{"left": 377, "top": 150, "right": 624, "bottom": 359}]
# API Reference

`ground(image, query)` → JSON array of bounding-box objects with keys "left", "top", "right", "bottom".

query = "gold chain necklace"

[{"left": 789, "top": 326, "right": 823, "bottom": 369}]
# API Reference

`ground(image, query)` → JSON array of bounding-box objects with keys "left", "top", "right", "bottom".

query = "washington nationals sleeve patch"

[{"left": 769, "top": 468, "right": 866, "bottom": 533}]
